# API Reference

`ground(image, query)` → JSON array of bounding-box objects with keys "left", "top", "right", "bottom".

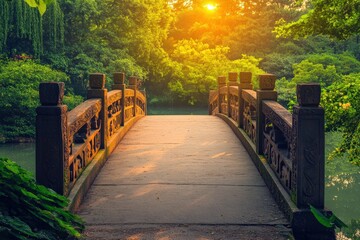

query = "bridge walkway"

[{"left": 78, "top": 115, "right": 290, "bottom": 239}]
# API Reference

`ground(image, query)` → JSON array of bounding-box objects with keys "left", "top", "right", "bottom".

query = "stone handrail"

[
  {"left": 36, "top": 72, "right": 146, "bottom": 197},
  {"left": 209, "top": 72, "right": 330, "bottom": 239}
]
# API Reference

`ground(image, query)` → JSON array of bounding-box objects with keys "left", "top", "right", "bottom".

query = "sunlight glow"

[{"left": 204, "top": 3, "right": 217, "bottom": 11}]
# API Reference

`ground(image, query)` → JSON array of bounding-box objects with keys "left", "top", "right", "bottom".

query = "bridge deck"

[{"left": 79, "top": 116, "right": 290, "bottom": 239}]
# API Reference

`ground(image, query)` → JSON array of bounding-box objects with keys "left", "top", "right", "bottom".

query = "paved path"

[{"left": 78, "top": 116, "right": 291, "bottom": 239}]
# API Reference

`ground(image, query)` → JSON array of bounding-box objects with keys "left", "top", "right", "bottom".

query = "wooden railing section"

[
  {"left": 209, "top": 72, "right": 329, "bottom": 238},
  {"left": 36, "top": 72, "right": 146, "bottom": 196}
]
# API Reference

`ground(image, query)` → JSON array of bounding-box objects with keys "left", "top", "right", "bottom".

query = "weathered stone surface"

[
  {"left": 228, "top": 72, "right": 238, "bottom": 82},
  {"left": 296, "top": 83, "right": 321, "bottom": 106},
  {"left": 89, "top": 73, "right": 105, "bottom": 89},
  {"left": 217, "top": 76, "right": 226, "bottom": 86},
  {"left": 113, "top": 72, "right": 125, "bottom": 84},
  {"left": 259, "top": 74, "right": 276, "bottom": 90},
  {"left": 39, "top": 82, "right": 64, "bottom": 106},
  {"left": 240, "top": 72, "right": 252, "bottom": 83},
  {"left": 78, "top": 116, "right": 288, "bottom": 237},
  {"left": 129, "top": 76, "right": 137, "bottom": 86},
  {"left": 84, "top": 224, "right": 291, "bottom": 240}
]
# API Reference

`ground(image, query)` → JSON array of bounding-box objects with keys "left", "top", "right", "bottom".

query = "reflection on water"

[{"left": 0, "top": 143, "right": 35, "bottom": 174}]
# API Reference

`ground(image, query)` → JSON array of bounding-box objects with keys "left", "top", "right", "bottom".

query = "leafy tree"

[
  {"left": 0, "top": 0, "right": 64, "bottom": 57},
  {"left": 274, "top": 0, "right": 360, "bottom": 39},
  {"left": 292, "top": 59, "right": 341, "bottom": 87},
  {"left": 321, "top": 74, "right": 360, "bottom": 165},
  {"left": 166, "top": 39, "right": 264, "bottom": 105},
  {"left": 0, "top": 60, "right": 82, "bottom": 141}
]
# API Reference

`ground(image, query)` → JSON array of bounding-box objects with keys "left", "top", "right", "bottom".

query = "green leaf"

[
  {"left": 38, "top": 0, "right": 47, "bottom": 16},
  {"left": 24, "top": 0, "right": 38, "bottom": 8},
  {"left": 309, "top": 205, "right": 334, "bottom": 228}
]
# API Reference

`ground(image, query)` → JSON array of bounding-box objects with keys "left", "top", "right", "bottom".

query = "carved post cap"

[
  {"left": 113, "top": 72, "right": 125, "bottom": 84},
  {"left": 129, "top": 76, "right": 137, "bottom": 86},
  {"left": 228, "top": 72, "right": 238, "bottom": 82},
  {"left": 296, "top": 83, "right": 321, "bottom": 106},
  {"left": 39, "top": 82, "right": 64, "bottom": 106},
  {"left": 89, "top": 73, "right": 105, "bottom": 89},
  {"left": 218, "top": 76, "right": 226, "bottom": 86},
  {"left": 240, "top": 72, "right": 252, "bottom": 83},
  {"left": 259, "top": 74, "right": 276, "bottom": 90}
]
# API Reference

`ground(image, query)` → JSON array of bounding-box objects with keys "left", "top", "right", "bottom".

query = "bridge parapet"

[
  {"left": 36, "top": 73, "right": 146, "bottom": 206},
  {"left": 209, "top": 73, "right": 333, "bottom": 239}
]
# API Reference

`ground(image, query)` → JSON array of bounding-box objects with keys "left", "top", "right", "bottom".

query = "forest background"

[{"left": 0, "top": 0, "right": 359, "bottom": 166}]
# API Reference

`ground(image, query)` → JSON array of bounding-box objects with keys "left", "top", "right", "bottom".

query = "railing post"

[
  {"left": 217, "top": 76, "right": 226, "bottom": 114},
  {"left": 256, "top": 74, "right": 277, "bottom": 154},
  {"left": 292, "top": 83, "right": 324, "bottom": 209},
  {"left": 228, "top": 72, "right": 238, "bottom": 118},
  {"left": 36, "top": 82, "right": 67, "bottom": 195},
  {"left": 87, "top": 73, "right": 108, "bottom": 149},
  {"left": 238, "top": 72, "right": 253, "bottom": 128},
  {"left": 128, "top": 76, "right": 137, "bottom": 117},
  {"left": 113, "top": 72, "right": 126, "bottom": 126}
]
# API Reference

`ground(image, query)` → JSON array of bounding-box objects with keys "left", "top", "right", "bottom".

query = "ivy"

[{"left": 0, "top": 158, "right": 84, "bottom": 239}]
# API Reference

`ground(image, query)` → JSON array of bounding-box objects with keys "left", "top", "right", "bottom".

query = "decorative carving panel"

[{"left": 263, "top": 121, "right": 292, "bottom": 193}]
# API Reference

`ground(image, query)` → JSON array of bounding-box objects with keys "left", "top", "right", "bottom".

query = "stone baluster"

[
  {"left": 228, "top": 72, "right": 238, "bottom": 119},
  {"left": 36, "top": 82, "right": 68, "bottom": 195},
  {"left": 217, "top": 76, "right": 226, "bottom": 114},
  {"left": 292, "top": 83, "right": 324, "bottom": 209},
  {"left": 238, "top": 72, "right": 253, "bottom": 128},
  {"left": 87, "top": 73, "right": 108, "bottom": 149},
  {"left": 256, "top": 74, "right": 277, "bottom": 154},
  {"left": 112, "top": 72, "right": 126, "bottom": 126},
  {"left": 128, "top": 76, "right": 137, "bottom": 117}
]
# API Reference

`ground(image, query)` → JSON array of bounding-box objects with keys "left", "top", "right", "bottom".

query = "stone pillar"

[
  {"left": 87, "top": 73, "right": 108, "bottom": 149},
  {"left": 292, "top": 83, "right": 324, "bottom": 209},
  {"left": 238, "top": 72, "right": 253, "bottom": 128},
  {"left": 228, "top": 72, "right": 238, "bottom": 118},
  {"left": 128, "top": 76, "right": 137, "bottom": 117},
  {"left": 113, "top": 72, "right": 126, "bottom": 126},
  {"left": 256, "top": 74, "right": 277, "bottom": 154},
  {"left": 217, "top": 76, "right": 226, "bottom": 114},
  {"left": 36, "top": 82, "right": 67, "bottom": 195}
]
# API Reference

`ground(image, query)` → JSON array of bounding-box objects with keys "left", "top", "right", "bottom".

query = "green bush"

[
  {"left": 0, "top": 60, "right": 83, "bottom": 141},
  {"left": 0, "top": 158, "right": 84, "bottom": 239},
  {"left": 321, "top": 74, "right": 360, "bottom": 165}
]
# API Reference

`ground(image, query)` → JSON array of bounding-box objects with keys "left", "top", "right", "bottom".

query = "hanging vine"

[{"left": 0, "top": 0, "right": 64, "bottom": 58}]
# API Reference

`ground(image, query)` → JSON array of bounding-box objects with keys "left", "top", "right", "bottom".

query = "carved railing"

[
  {"left": 209, "top": 72, "right": 325, "bottom": 209},
  {"left": 36, "top": 72, "right": 146, "bottom": 196}
]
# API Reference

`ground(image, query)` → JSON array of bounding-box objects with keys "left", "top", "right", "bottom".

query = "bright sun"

[{"left": 204, "top": 3, "right": 217, "bottom": 11}]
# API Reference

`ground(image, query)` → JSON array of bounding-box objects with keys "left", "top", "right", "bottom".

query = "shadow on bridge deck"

[{"left": 78, "top": 115, "right": 291, "bottom": 239}]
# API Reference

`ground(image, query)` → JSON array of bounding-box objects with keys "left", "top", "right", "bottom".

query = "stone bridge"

[{"left": 36, "top": 72, "right": 334, "bottom": 240}]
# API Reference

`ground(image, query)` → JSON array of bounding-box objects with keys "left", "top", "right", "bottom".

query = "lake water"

[{"left": 0, "top": 130, "right": 358, "bottom": 237}]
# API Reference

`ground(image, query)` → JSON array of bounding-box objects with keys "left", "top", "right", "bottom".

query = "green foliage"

[
  {"left": 310, "top": 204, "right": 347, "bottom": 229},
  {"left": 24, "top": 0, "right": 53, "bottom": 16},
  {"left": 0, "top": 158, "right": 84, "bottom": 239},
  {"left": 0, "top": 60, "right": 82, "bottom": 140},
  {"left": 275, "top": 77, "right": 297, "bottom": 108},
  {"left": 292, "top": 59, "right": 341, "bottom": 87},
  {"left": 274, "top": 0, "right": 360, "bottom": 39},
  {"left": 166, "top": 39, "right": 264, "bottom": 105},
  {"left": 0, "top": 0, "right": 63, "bottom": 57},
  {"left": 321, "top": 74, "right": 360, "bottom": 165}
]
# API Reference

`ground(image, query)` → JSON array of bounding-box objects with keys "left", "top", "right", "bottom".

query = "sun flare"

[{"left": 204, "top": 3, "right": 217, "bottom": 11}]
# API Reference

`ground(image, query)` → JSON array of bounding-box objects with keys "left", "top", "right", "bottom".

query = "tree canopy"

[{"left": 275, "top": 0, "right": 360, "bottom": 39}]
